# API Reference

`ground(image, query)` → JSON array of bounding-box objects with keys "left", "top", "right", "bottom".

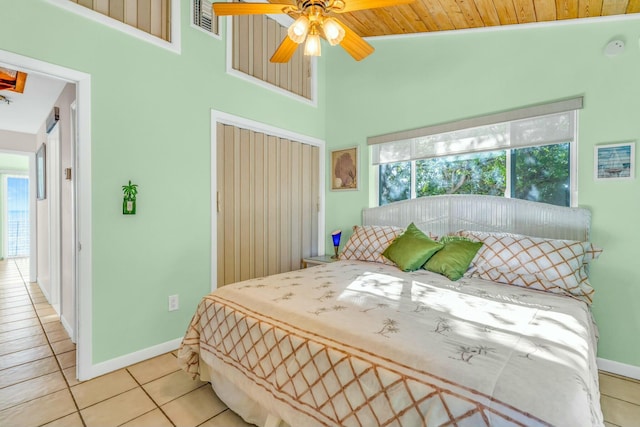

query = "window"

[
  {"left": 53, "top": 0, "right": 180, "bottom": 52},
  {"left": 372, "top": 98, "right": 581, "bottom": 207},
  {"left": 6, "top": 176, "right": 29, "bottom": 258},
  {"left": 193, "top": 0, "right": 219, "bottom": 36},
  {"left": 380, "top": 143, "right": 570, "bottom": 206},
  {"left": 230, "top": 14, "right": 314, "bottom": 101},
  {"left": 68, "top": 0, "right": 172, "bottom": 41}
]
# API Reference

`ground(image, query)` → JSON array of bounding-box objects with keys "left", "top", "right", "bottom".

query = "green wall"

[
  {"left": 0, "top": 0, "right": 326, "bottom": 363},
  {"left": 324, "top": 19, "right": 640, "bottom": 368},
  {"left": 2, "top": 0, "right": 638, "bottom": 370},
  {"left": 0, "top": 153, "right": 29, "bottom": 171}
]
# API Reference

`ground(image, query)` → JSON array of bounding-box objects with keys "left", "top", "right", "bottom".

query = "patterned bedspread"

[{"left": 178, "top": 260, "right": 603, "bottom": 427}]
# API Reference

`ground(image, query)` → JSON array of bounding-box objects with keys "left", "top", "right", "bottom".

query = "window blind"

[
  {"left": 232, "top": 14, "right": 313, "bottom": 100},
  {"left": 69, "top": 0, "right": 171, "bottom": 41},
  {"left": 370, "top": 98, "right": 582, "bottom": 165}
]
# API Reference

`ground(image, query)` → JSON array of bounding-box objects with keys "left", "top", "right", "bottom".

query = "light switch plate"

[{"left": 168, "top": 295, "right": 179, "bottom": 311}]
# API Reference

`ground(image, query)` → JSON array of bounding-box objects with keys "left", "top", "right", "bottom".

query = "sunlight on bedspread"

[{"left": 342, "top": 271, "right": 590, "bottom": 372}]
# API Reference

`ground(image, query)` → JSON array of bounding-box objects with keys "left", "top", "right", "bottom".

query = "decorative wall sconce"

[
  {"left": 331, "top": 229, "right": 342, "bottom": 259},
  {"left": 122, "top": 180, "right": 138, "bottom": 215}
]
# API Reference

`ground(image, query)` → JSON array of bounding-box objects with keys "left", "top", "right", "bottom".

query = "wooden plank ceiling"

[{"left": 326, "top": 0, "right": 640, "bottom": 37}]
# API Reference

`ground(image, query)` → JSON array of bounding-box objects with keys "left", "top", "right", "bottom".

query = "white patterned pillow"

[
  {"left": 456, "top": 230, "right": 602, "bottom": 304},
  {"left": 340, "top": 225, "right": 403, "bottom": 265},
  {"left": 582, "top": 244, "right": 604, "bottom": 264}
]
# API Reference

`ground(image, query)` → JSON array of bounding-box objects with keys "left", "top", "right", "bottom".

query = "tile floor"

[
  {"left": 0, "top": 257, "right": 639, "bottom": 426},
  {"left": 0, "top": 258, "right": 252, "bottom": 427}
]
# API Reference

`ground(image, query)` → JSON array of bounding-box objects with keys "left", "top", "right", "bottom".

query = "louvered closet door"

[{"left": 217, "top": 123, "right": 319, "bottom": 286}]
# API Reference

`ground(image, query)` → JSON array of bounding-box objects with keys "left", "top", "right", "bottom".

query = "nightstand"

[{"left": 301, "top": 255, "right": 338, "bottom": 268}]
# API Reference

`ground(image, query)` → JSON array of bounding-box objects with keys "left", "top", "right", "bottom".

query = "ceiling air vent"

[{"left": 193, "top": 0, "right": 219, "bottom": 35}]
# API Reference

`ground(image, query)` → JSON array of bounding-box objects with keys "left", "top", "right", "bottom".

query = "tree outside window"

[
  {"left": 379, "top": 143, "right": 570, "bottom": 207},
  {"left": 512, "top": 143, "right": 570, "bottom": 207},
  {"left": 379, "top": 162, "right": 411, "bottom": 205}
]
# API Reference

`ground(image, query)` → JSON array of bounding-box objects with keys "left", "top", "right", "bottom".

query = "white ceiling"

[{"left": 0, "top": 70, "right": 68, "bottom": 135}]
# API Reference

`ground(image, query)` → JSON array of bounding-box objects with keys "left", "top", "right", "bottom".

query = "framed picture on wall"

[
  {"left": 331, "top": 146, "right": 358, "bottom": 191},
  {"left": 36, "top": 143, "right": 46, "bottom": 200},
  {"left": 594, "top": 142, "right": 635, "bottom": 181}
]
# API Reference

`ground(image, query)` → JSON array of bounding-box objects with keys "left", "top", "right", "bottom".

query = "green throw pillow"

[
  {"left": 382, "top": 223, "right": 444, "bottom": 271},
  {"left": 424, "top": 236, "right": 483, "bottom": 281}
]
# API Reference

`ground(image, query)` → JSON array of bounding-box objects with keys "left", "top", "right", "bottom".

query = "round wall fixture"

[{"left": 604, "top": 39, "right": 625, "bottom": 57}]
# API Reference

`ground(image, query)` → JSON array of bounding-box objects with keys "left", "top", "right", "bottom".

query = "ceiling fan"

[{"left": 213, "top": 0, "right": 415, "bottom": 63}]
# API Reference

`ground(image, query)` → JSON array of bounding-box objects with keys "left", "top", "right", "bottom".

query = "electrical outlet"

[{"left": 168, "top": 295, "right": 179, "bottom": 311}]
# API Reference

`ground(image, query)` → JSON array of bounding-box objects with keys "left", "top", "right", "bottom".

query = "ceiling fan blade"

[
  {"left": 337, "top": 21, "right": 374, "bottom": 61},
  {"left": 333, "top": 0, "right": 415, "bottom": 13},
  {"left": 270, "top": 36, "right": 299, "bottom": 63},
  {"left": 213, "top": 2, "right": 293, "bottom": 16}
]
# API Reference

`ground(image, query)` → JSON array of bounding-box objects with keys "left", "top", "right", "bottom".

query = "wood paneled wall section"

[
  {"left": 232, "top": 15, "right": 312, "bottom": 100},
  {"left": 217, "top": 124, "right": 319, "bottom": 286},
  {"left": 70, "top": 0, "right": 171, "bottom": 41}
]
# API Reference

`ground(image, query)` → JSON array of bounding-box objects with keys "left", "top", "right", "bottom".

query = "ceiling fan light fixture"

[
  {"left": 322, "top": 18, "right": 345, "bottom": 46},
  {"left": 288, "top": 15, "right": 310, "bottom": 44},
  {"left": 304, "top": 30, "right": 321, "bottom": 56},
  {"left": 211, "top": 0, "right": 387, "bottom": 62}
]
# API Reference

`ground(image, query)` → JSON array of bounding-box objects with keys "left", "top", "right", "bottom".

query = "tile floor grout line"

[
  {"left": 0, "top": 343, "right": 51, "bottom": 363},
  {"left": 0, "top": 373, "right": 69, "bottom": 413},
  {"left": 10, "top": 258, "right": 87, "bottom": 427},
  {"left": 0, "top": 360, "right": 61, "bottom": 391},
  {"left": 196, "top": 407, "right": 230, "bottom": 427},
  {"left": 115, "top": 408, "right": 166, "bottom": 427},
  {"left": 0, "top": 272, "right": 49, "bottom": 371},
  {"left": 125, "top": 367, "right": 178, "bottom": 427},
  {"left": 0, "top": 264, "right": 69, "bottom": 415}
]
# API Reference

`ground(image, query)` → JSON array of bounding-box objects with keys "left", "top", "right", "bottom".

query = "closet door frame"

[{"left": 210, "top": 110, "right": 326, "bottom": 292}]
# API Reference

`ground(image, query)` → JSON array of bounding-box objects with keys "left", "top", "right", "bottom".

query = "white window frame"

[
  {"left": 47, "top": 0, "right": 182, "bottom": 54},
  {"left": 224, "top": 15, "right": 318, "bottom": 106}
]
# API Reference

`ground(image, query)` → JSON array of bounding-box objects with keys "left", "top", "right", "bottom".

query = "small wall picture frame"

[
  {"left": 331, "top": 146, "right": 358, "bottom": 191},
  {"left": 594, "top": 142, "right": 635, "bottom": 181}
]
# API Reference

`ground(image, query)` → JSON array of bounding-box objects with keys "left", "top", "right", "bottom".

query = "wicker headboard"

[{"left": 363, "top": 195, "right": 591, "bottom": 242}]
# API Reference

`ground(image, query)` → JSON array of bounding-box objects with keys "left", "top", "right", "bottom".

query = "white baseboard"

[
  {"left": 60, "top": 315, "right": 74, "bottom": 343},
  {"left": 79, "top": 337, "right": 183, "bottom": 381},
  {"left": 37, "top": 280, "right": 51, "bottom": 304},
  {"left": 597, "top": 357, "right": 640, "bottom": 381}
]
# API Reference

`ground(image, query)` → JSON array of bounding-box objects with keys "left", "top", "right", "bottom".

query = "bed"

[{"left": 178, "top": 195, "right": 604, "bottom": 427}]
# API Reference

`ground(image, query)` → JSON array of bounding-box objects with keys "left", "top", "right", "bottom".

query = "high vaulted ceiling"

[{"left": 328, "top": 0, "right": 640, "bottom": 37}]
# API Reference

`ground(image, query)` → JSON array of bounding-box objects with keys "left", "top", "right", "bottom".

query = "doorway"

[{"left": 0, "top": 49, "right": 93, "bottom": 380}]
